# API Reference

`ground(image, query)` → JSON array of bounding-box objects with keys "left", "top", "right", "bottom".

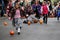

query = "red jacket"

[{"left": 42, "top": 5, "right": 49, "bottom": 14}]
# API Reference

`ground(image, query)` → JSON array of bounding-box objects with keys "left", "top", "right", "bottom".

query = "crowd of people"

[{"left": 0, "top": 0, "right": 60, "bottom": 35}]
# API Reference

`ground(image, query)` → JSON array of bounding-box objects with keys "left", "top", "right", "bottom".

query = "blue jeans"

[
  {"left": 12, "top": 18, "right": 23, "bottom": 28},
  {"left": 27, "top": 14, "right": 38, "bottom": 22}
]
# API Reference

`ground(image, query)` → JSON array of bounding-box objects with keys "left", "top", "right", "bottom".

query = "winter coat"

[{"left": 41, "top": 5, "right": 49, "bottom": 14}]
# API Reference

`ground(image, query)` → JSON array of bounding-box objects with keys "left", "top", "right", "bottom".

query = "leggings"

[{"left": 43, "top": 14, "right": 48, "bottom": 24}]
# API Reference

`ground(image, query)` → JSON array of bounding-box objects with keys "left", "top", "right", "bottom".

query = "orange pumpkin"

[
  {"left": 10, "top": 30, "right": 14, "bottom": 35},
  {"left": 33, "top": 19, "right": 38, "bottom": 23},
  {"left": 3, "top": 22, "right": 8, "bottom": 26},
  {"left": 39, "top": 20, "right": 43, "bottom": 24},
  {"left": 4, "top": 14, "right": 7, "bottom": 17},
  {"left": 28, "top": 21, "right": 31, "bottom": 25}
]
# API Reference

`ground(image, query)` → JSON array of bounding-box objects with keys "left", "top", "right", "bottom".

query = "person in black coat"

[
  {"left": 20, "top": 6, "right": 26, "bottom": 17},
  {"left": 47, "top": 1, "right": 52, "bottom": 16}
]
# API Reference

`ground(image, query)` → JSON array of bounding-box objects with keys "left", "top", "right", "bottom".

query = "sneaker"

[
  {"left": 17, "top": 28, "right": 20, "bottom": 35},
  {"left": 18, "top": 32, "right": 20, "bottom": 35}
]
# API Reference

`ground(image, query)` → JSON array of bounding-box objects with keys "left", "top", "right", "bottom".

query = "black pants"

[
  {"left": 57, "top": 16, "right": 59, "bottom": 20},
  {"left": 43, "top": 14, "right": 48, "bottom": 24},
  {"left": 48, "top": 12, "right": 50, "bottom": 17},
  {"left": 12, "top": 18, "right": 15, "bottom": 26}
]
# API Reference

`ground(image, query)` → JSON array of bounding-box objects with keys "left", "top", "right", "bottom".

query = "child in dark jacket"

[
  {"left": 20, "top": 6, "right": 26, "bottom": 18},
  {"left": 25, "top": 4, "right": 32, "bottom": 16}
]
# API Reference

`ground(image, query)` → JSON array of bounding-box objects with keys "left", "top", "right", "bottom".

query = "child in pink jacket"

[
  {"left": 11, "top": 3, "right": 22, "bottom": 35},
  {"left": 41, "top": 1, "right": 49, "bottom": 24}
]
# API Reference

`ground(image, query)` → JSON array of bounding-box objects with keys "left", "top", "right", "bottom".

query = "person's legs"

[
  {"left": 57, "top": 16, "right": 59, "bottom": 20},
  {"left": 57, "top": 12, "right": 60, "bottom": 20},
  {"left": 35, "top": 12, "right": 40, "bottom": 19},
  {"left": 1, "top": 10, "right": 3, "bottom": 17},
  {"left": 15, "top": 18, "right": 18, "bottom": 30},
  {"left": 12, "top": 18, "right": 15, "bottom": 27},
  {"left": 27, "top": 15, "right": 32, "bottom": 22},
  {"left": 14, "top": 18, "right": 21, "bottom": 35},
  {"left": 31, "top": 14, "right": 39, "bottom": 23},
  {"left": 27, "top": 14, "right": 37, "bottom": 23},
  {"left": 17, "top": 18, "right": 23, "bottom": 35},
  {"left": 18, "top": 18, "right": 23, "bottom": 29},
  {"left": 43, "top": 14, "right": 45, "bottom": 23},
  {"left": 48, "top": 12, "right": 50, "bottom": 17},
  {"left": 32, "top": 14, "right": 38, "bottom": 19},
  {"left": 45, "top": 14, "right": 48, "bottom": 24}
]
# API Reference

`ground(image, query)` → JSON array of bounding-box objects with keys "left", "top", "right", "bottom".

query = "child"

[
  {"left": 11, "top": 3, "right": 22, "bottom": 35},
  {"left": 41, "top": 1, "right": 49, "bottom": 24},
  {"left": 25, "top": 4, "right": 32, "bottom": 16}
]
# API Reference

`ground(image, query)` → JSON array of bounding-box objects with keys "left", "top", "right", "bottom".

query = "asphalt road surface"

[{"left": 0, "top": 17, "right": 60, "bottom": 40}]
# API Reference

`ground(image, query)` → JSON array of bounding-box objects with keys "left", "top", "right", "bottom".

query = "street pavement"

[{"left": 0, "top": 17, "right": 60, "bottom": 40}]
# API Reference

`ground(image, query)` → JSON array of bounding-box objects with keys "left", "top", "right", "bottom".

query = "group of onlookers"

[{"left": 0, "top": 0, "right": 60, "bottom": 35}]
